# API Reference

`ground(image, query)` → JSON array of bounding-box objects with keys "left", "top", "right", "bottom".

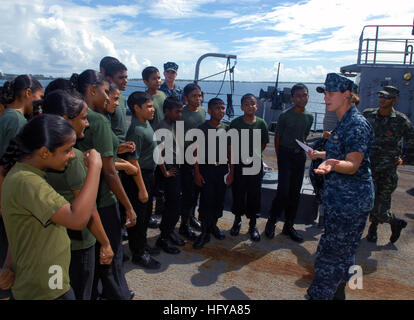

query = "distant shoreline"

[{"left": 0, "top": 74, "right": 322, "bottom": 84}]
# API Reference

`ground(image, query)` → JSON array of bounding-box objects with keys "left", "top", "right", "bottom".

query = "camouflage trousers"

[
  {"left": 307, "top": 209, "right": 369, "bottom": 300},
  {"left": 369, "top": 169, "right": 398, "bottom": 224}
]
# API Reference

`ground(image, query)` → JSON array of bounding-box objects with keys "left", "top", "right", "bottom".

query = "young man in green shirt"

[
  {"left": 179, "top": 83, "right": 207, "bottom": 237},
  {"left": 265, "top": 83, "right": 314, "bottom": 243},
  {"left": 193, "top": 98, "right": 234, "bottom": 249},
  {"left": 142, "top": 66, "right": 166, "bottom": 130},
  {"left": 122, "top": 91, "right": 162, "bottom": 270},
  {"left": 103, "top": 60, "right": 129, "bottom": 144},
  {"left": 229, "top": 94, "right": 269, "bottom": 242}
]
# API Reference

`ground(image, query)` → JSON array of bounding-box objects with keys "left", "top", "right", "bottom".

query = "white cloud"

[
  {"left": 0, "top": 0, "right": 218, "bottom": 78},
  {"left": 230, "top": 0, "right": 414, "bottom": 63}
]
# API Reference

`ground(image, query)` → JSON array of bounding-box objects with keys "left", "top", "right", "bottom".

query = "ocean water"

[{"left": 1, "top": 79, "right": 326, "bottom": 129}]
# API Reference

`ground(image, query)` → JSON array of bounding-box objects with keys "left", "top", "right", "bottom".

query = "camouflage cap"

[
  {"left": 316, "top": 73, "right": 357, "bottom": 94},
  {"left": 377, "top": 85, "right": 399, "bottom": 98},
  {"left": 164, "top": 62, "right": 178, "bottom": 72}
]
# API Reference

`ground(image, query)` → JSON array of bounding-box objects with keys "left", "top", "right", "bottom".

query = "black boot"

[
  {"left": 156, "top": 236, "right": 180, "bottom": 254},
  {"left": 189, "top": 215, "right": 202, "bottom": 231},
  {"left": 148, "top": 216, "right": 160, "bottom": 229},
  {"left": 193, "top": 222, "right": 211, "bottom": 249},
  {"left": 366, "top": 222, "right": 378, "bottom": 243},
  {"left": 333, "top": 282, "right": 346, "bottom": 300},
  {"left": 248, "top": 218, "right": 260, "bottom": 242},
  {"left": 282, "top": 223, "right": 304, "bottom": 243},
  {"left": 179, "top": 223, "right": 198, "bottom": 241},
  {"left": 265, "top": 218, "right": 276, "bottom": 239},
  {"left": 211, "top": 225, "right": 225, "bottom": 240},
  {"left": 390, "top": 217, "right": 408, "bottom": 243},
  {"left": 230, "top": 216, "right": 242, "bottom": 236}
]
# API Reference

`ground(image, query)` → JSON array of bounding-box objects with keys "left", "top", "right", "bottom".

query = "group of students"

[
  {"left": 0, "top": 56, "right": 272, "bottom": 300},
  {"left": 1, "top": 58, "right": 409, "bottom": 301}
]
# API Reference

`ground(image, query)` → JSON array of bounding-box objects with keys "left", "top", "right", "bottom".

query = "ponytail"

[
  {"left": 350, "top": 92, "right": 360, "bottom": 106},
  {"left": 70, "top": 70, "right": 105, "bottom": 96},
  {"left": 0, "top": 75, "right": 42, "bottom": 105},
  {"left": 0, "top": 114, "right": 75, "bottom": 170}
]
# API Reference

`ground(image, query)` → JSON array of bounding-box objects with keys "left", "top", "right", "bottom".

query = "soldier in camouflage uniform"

[
  {"left": 306, "top": 73, "right": 374, "bottom": 300},
  {"left": 363, "top": 86, "right": 414, "bottom": 244}
]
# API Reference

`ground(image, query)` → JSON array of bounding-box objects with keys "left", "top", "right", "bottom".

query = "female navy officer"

[{"left": 307, "top": 73, "right": 374, "bottom": 300}]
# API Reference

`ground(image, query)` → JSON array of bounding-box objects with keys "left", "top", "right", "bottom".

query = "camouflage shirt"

[
  {"left": 363, "top": 107, "right": 414, "bottom": 171},
  {"left": 323, "top": 106, "right": 374, "bottom": 213}
]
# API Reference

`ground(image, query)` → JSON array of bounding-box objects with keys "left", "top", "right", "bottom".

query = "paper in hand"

[{"left": 295, "top": 139, "right": 313, "bottom": 153}]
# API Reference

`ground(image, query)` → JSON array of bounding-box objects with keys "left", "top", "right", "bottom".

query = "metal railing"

[{"left": 357, "top": 25, "right": 414, "bottom": 65}]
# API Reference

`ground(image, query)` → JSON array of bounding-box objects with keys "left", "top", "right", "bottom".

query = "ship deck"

[{"left": 123, "top": 132, "right": 414, "bottom": 300}]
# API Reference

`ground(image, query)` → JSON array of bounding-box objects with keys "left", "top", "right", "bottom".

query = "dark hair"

[
  {"left": 183, "top": 83, "right": 201, "bottom": 97},
  {"left": 0, "top": 114, "right": 75, "bottom": 170},
  {"left": 42, "top": 89, "right": 85, "bottom": 119},
  {"left": 105, "top": 61, "right": 127, "bottom": 78},
  {"left": 291, "top": 83, "right": 309, "bottom": 97},
  {"left": 127, "top": 91, "right": 153, "bottom": 114},
  {"left": 241, "top": 93, "right": 256, "bottom": 105},
  {"left": 70, "top": 70, "right": 106, "bottom": 96},
  {"left": 163, "top": 96, "right": 183, "bottom": 113},
  {"left": 208, "top": 98, "right": 225, "bottom": 109},
  {"left": 99, "top": 56, "right": 119, "bottom": 71},
  {"left": 142, "top": 66, "right": 159, "bottom": 82},
  {"left": 1, "top": 75, "right": 43, "bottom": 105},
  {"left": 44, "top": 78, "right": 76, "bottom": 97},
  {"left": 108, "top": 81, "right": 119, "bottom": 93}
]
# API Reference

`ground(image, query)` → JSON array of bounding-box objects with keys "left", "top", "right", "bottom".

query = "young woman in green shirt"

[
  {"left": 71, "top": 70, "right": 135, "bottom": 300},
  {"left": 42, "top": 88, "right": 114, "bottom": 300},
  {"left": 0, "top": 114, "right": 102, "bottom": 300},
  {"left": 0, "top": 75, "right": 44, "bottom": 299}
]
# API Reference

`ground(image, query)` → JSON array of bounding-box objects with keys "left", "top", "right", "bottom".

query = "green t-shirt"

[
  {"left": 156, "top": 118, "right": 182, "bottom": 165},
  {"left": 198, "top": 121, "right": 230, "bottom": 164},
  {"left": 181, "top": 106, "right": 207, "bottom": 134},
  {"left": 149, "top": 90, "right": 166, "bottom": 130},
  {"left": 275, "top": 107, "right": 314, "bottom": 149},
  {"left": 0, "top": 108, "right": 27, "bottom": 158},
  {"left": 181, "top": 106, "right": 207, "bottom": 150},
  {"left": 1, "top": 162, "right": 70, "bottom": 300},
  {"left": 108, "top": 93, "right": 127, "bottom": 144},
  {"left": 126, "top": 117, "right": 157, "bottom": 170},
  {"left": 229, "top": 116, "right": 270, "bottom": 162},
  {"left": 76, "top": 108, "right": 118, "bottom": 208},
  {"left": 45, "top": 148, "right": 96, "bottom": 251}
]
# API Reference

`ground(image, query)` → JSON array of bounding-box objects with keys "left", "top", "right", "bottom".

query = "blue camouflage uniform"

[{"left": 308, "top": 73, "right": 375, "bottom": 300}]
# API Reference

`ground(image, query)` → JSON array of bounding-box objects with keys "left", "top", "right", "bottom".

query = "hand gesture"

[
  {"left": 118, "top": 141, "right": 136, "bottom": 154},
  {"left": 83, "top": 149, "right": 102, "bottom": 169},
  {"left": 314, "top": 159, "right": 340, "bottom": 175},
  {"left": 395, "top": 157, "right": 404, "bottom": 166}
]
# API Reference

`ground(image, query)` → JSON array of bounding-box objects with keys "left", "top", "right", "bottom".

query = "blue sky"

[{"left": 0, "top": 0, "right": 413, "bottom": 82}]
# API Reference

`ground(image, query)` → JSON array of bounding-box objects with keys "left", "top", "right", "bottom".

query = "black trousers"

[
  {"left": 121, "top": 169, "right": 154, "bottom": 256},
  {"left": 231, "top": 163, "right": 264, "bottom": 221},
  {"left": 92, "top": 202, "right": 130, "bottom": 300},
  {"left": 0, "top": 216, "right": 11, "bottom": 299},
  {"left": 198, "top": 165, "right": 228, "bottom": 227},
  {"left": 181, "top": 163, "right": 201, "bottom": 223},
  {"left": 269, "top": 146, "right": 306, "bottom": 225},
  {"left": 69, "top": 245, "right": 95, "bottom": 300},
  {"left": 159, "top": 165, "right": 182, "bottom": 238}
]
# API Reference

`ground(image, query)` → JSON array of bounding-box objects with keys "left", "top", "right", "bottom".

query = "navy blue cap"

[
  {"left": 316, "top": 73, "right": 357, "bottom": 93},
  {"left": 164, "top": 62, "right": 178, "bottom": 72}
]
